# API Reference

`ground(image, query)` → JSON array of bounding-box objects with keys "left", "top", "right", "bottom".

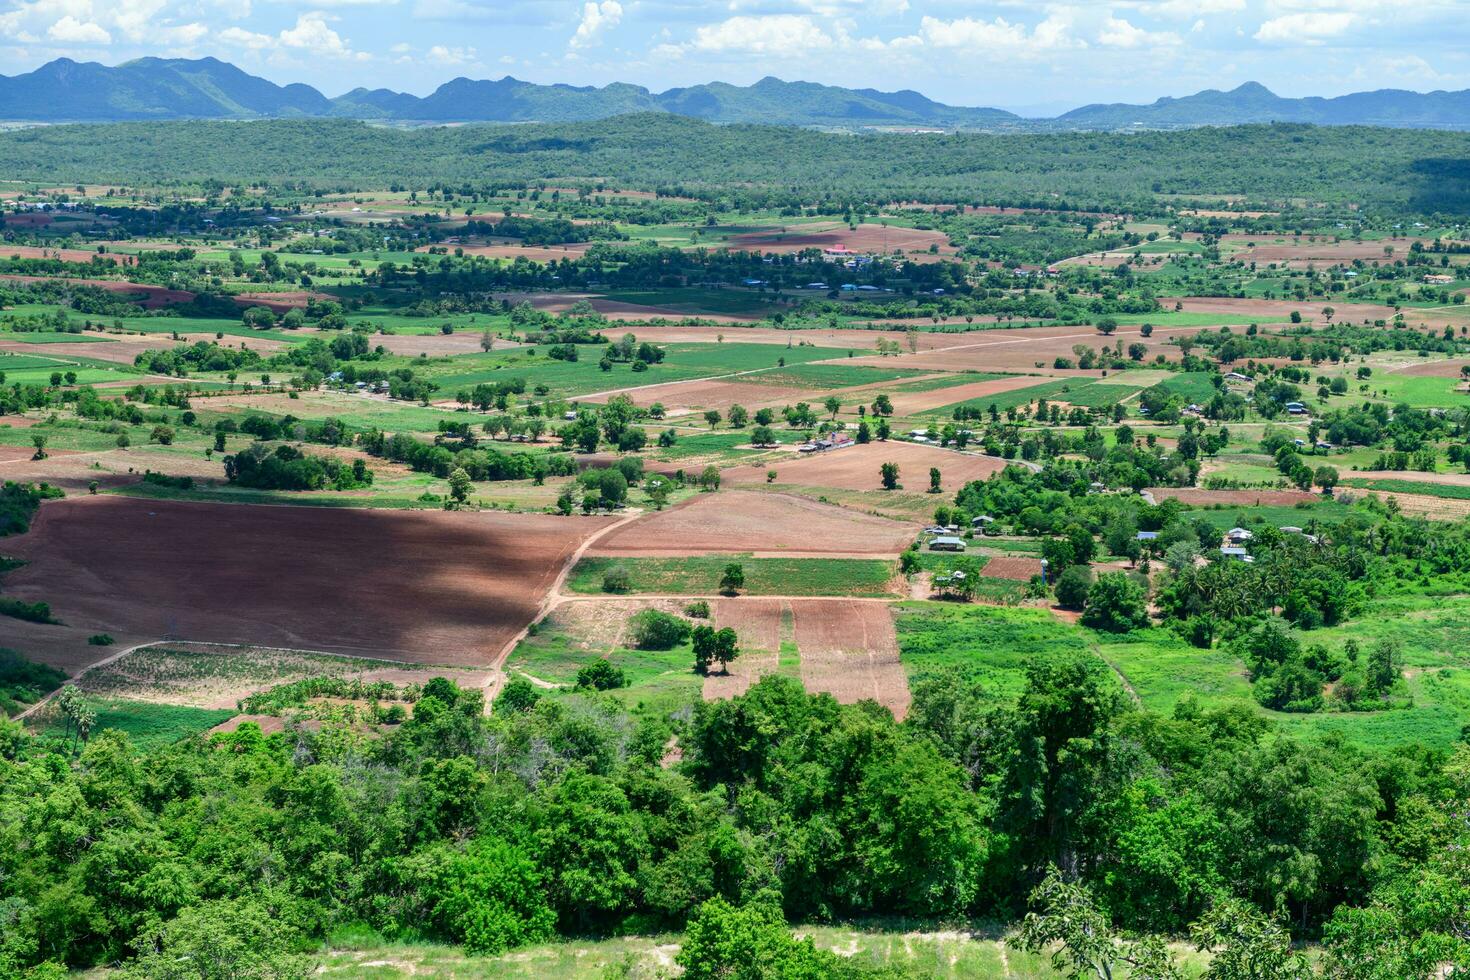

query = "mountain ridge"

[{"left": 2, "top": 58, "right": 1468, "bottom": 131}]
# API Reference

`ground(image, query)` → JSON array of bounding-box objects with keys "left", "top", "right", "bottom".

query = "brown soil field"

[
  {"left": 1, "top": 213, "right": 54, "bottom": 227},
  {"left": 1222, "top": 235, "right": 1425, "bottom": 266},
  {"left": 1147, "top": 487, "right": 1317, "bottom": 506},
  {"left": 1, "top": 497, "right": 615, "bottom": 669},
  {"left": 790, "top": 599, "right": 909, "bottom": 719},
  {"left": 0, "top": 444, "right": 37, "bottom": 462},
  {"left": 1349, "top": 470, "right": 1470, "bottom": 487},
  {"left": 617, "top": 324, "right": 965, "bottom": 352},
  {"left": 980, "top": 556, "right": 1043, "bottom": 581},
  {"left": 724, "top": 222, "right": 956, "bottom": 262},
  {"left": 844, "top": 322, "right": 1208, "bottom": 374},
  {"left": 500, "top": 292, "right": 754, "bottom": 324},
  {"left": 1173, "top": 297, "right": 1397, "bottom": 324},
  {"left": 582, "top": 378, "right": 811, "bottom": 415},
  {"left": 885, "top": 374, "right": 1055, "bottom": 415},
  {"left": 702, "top": 597, "right": 786, "bottom": 700},
  {"left": 0, "top": 275, "right": 194, "bottom": 308},
  {"left": 1355, "top": 490, "right": 1470, "bottom": 520},
  {"left": 589, "top": 490, "right": 917, "bottom": 557},
  {"left": 366, "top": 331, "right": 520, "bottom": 357},
  {"left": 1390, "top": 357, "right": 1470, "bottom": 378},
  {"left": 0, "top": 245, "right": 129, "bottom": 265},
  {"left": 0, "top": 445, "right": 223, "bottom": 494},
  {"left": 725, "top": 442, "right": 1008, "bottom": 494},
  {"left": 234, "top": 290, "right": 337, "bottom": 312}
]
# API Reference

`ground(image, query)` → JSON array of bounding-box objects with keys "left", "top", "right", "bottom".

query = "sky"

[{"left": 2, "top": 0, "right": 1469, "bottom": 113}]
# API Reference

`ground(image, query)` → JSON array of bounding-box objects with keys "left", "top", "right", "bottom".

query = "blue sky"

[{"left": 2, "top": 0, "right": 1468, "bottom": 113}]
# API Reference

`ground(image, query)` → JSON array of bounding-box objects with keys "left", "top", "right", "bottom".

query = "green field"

[
  {"left": 1342, "top": 477, "right": 1470, "bottom": 500},
  {"left": 567, "top": 555, "right": 897, "bottom": 597},
  {"left": 33, "top": 697, "right": 234, "bottom": 749}
]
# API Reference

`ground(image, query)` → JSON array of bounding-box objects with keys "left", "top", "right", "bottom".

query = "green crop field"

[
  {"left": 32, "top": 697, "right": 234, "bottom": 749},
  {"left": 1342, "top": 477, "right": 1470, "bottom": 500},
  {"left": 567, "top": 556, "right": 897, "bottom": 597}
]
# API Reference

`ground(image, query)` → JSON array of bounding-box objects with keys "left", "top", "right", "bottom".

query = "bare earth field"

[
  {"left": 583, "top": 378, "right": 812, "bottom": 414},
  {"left": 1390, "top": 357, "right": 1470, "bottom": 378},
  {"left": 0, "top": 275, "right": 195, "bottom": 308},
  {"left": 724, "top": 222, "right": 956, "bottom": 262},
  {"left": 500, "top": 292, "right": 753, "bottom": 324},
  {"left": 1222, "top": 235, "right": 1426, "bottom": 267},
  {"left": 791, "top": 599, "right": 909, "bottom": 719},
  {"left": 0, "top": 245, "right": 128, "bottom": 265},
  {"left": 702, "top": 597, "right": 786, "bottom": 701},
  {"left": 0, "top": 445, "right": 222, "bottom": 494},
  {"left": 1147, "top": 487, "right": 1317, "bottom": 506},
  {"left": 1174, "top": 297, "right": 1397, "bottom": 324},
  {"left": 980, "top": 556, "right": 1044, "bottom": 581},
  {"left": 588, "top": 490, "right": 917, "bottom": 557},
  {"left": 845, "top": 322, "right": 1215, "bottom": 374},
  {"left": 725, "top": 442, "right": 1008, "bottom": 494},
  {"left": 1, "top": 497, "right": 614, "bottom": 671}
]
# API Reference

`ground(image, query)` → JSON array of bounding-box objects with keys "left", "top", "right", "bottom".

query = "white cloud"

[
  {"left": 910, "top": 13, "right": 1083, "bottom": 55},
  {"left": 1098, "top": 16, "right": 1181, "bottom": 48},
  {"left": 219, "top": 24, "right": 275, "bottom": 47},
  {"left": 427, "top": 43, "right": 475, "bottom": 63},
  {"left": 1254, "top": 10, "right": 1358, "bottom": 43},
  {"left": 1141, "top": 0, "right": 1244, "bottom": 16},
  {"left": 570, "top": 0, "right": 620, "bottom": 48},
  {"left": 677, "top": 14, "right": 835, "bottom": 56},
  {"left": 278, "top": 11, "right": 353, "bottom": 55},
  {"left": 47, "top": 14, "right": 110, "bottom": 41}
]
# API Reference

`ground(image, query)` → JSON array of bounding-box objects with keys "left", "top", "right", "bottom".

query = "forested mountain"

[
  {"left": 3, "top": 57, "right": 1469, "bottom": 129},
  {"left": 2, "top": 115, "right": 1467, "bottom": 214},
  {"left": 0, "top": 57, "right": 332, "bottom": 121},
  {"left": 1057, "top": 81, "right": 1470, "bottom": 130}
]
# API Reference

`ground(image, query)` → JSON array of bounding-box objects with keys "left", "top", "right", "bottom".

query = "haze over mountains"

[{"left": 5, "top": 57, "right": 1470, "bottom": 131}]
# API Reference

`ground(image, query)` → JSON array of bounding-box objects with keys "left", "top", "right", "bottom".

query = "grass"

[
  {"left": 567, "top": 556, "right": 897, "bottom": 597},
  {"left": 895, "top": 603, "right": 1079, "bottom": 699},
  {"left": 32, "top": 697, "right": 235, "bottom": 749},
  {"left": 1152, "top": 371, "right": 1220, "bottom": 403},
  {"left": 918, "top": 378, "right": 1071, "bottom": 419},
  {"left": 1342, "top": 477, "right": 1470, "bottom": 500},
  {"left": 740, "top": 363, "right": 923, "bottom": 389}
]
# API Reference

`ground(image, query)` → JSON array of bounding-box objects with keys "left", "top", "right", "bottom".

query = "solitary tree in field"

[
  {"left": 928, "top": 467, "right": 942, "bottom": 494},
  {"left": 880, "top": 462, "right": 900, "bottom": 490},
  {"left": 1315, "top": 465, "right": 1339, "bottom": 495},
  {"left": 719, "top": 563, "right": 745, "bottom": 596},
  {"left": 824, "top": 396, "right": 842, "bottom": 419},
  {"left": 448, "top": 467, "right": 472, "bottom": 505},
  {"left": 480, "top": 328, "right": 495, "bottom": 352},
  {"left": 30, "top": 434, "right": 46, "bottom": 461},
  {"left": 871, "top": 394, "right": 893, "bottom": 417},
  {"left": 704, "top": 410, "right": 721, "bottom": 429},
  {"left": 1095, "top": 317, "right": 1118, "bottom": 336}
]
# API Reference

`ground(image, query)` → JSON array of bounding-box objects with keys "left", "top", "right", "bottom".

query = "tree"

[
  {"left": 704, "top": 410, "right": 722, "bottom": 429},
  {"left": 447, "top": 467, "right": 472, "bottom": 504},
  {"left": 1012, "top": 868, "right": 1182, "bottom": 980},
  {"left": 699, "top": 465, "right": 721, "bottom": 491},
  {"left": 728, "top": 404, "right": 748, "bottom": 428},
  {"left": 824, "top": 396, "right": 841, "bottom": 419},
  {"left": 871, "top": 394, "right": 893, "bottom": 416},
  {"left": 928, "top": 467, "right": 942, "bottom": 494},
  {"left": 880, "top": 462, "right": 900, "bottom": 490},
  {"left": 876, "top": 418, "right": 891, "bottom": 441},
  {"left": 629, "top": 609, "right": 691, "bottom": 650},
  {"left": 1314, "top": 465, "right": 1338, "bottom": 495},
  {"left": 496, "top": 678, "right": 541, "bottom": 713},
  {"left": 126, "top": 896, "right": 313, "bottom": 980},
  {"left": 480, "top": 328, "right": 495, "bottom": 352},
  {"left": 677, "top": 897, "right": 841, "bottom": 980},
  {"left": 719, "top": 563, "right": 745, "bottom": 596},
  {"left": 576, "top": 659, "right": 627, "bottom": 691},
  {"left": 1081, "top": 573, "right": 1149, "bottom": 633},
  {"left": 1055, "top": 566, "right": 1095, "bottom": 611},
  {"left": 29, "top": 434, "right": 46, "bottom": 460},
  {"left": 751, "top": 425, "right": 776, "bottom": 447},
  {"left": 602, "top": 564, "right": 631, "bottom": 593},
  {"left": 1095, "top": 316, "right": 1118, "bottom": 336}
]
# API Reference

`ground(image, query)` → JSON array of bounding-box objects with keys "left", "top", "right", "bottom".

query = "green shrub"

[
  {"left": 602, "top": 564, "right": 632, "bottom": 593},
  {"left": 576, "top": 659, "right": 627, "bottom": 691},
  {"left": 87, "top": 634, "right": 114, "bottom": 646},
  {"left": 628, "top": 609, "right": 691, "bottom": 650},
  {"left": 684, "top": 600, "right": 711, "bottom": 619}
]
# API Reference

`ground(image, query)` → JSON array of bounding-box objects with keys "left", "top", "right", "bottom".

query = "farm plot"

[
  {"left": 588, "top": 490, "right": 917, "bottom": 557},
  {"left": 884, "top": 374, "right": 1052, "bottom": 415},
  {"left": 1146, "top": 487, "right": 1318, "bottom": 507},
  {"left": 74, "top": 642, "right": 494, "bottom": 710},
  {"left": 791, "top": 599, "right": 909, "bottom": 719},
  {"left": 723, "top": 222, "right": 956, "bottom": 261},
  {"left": 581, "top": 377, "right": 810, "bottom": 415},
  {"left": 1, "top": 497, "right": 614, "bottom": 669},
  {"left": 979, "top": 556, "right": 1043, "bottom": 581},
  {"left": 724, "top": 441, "right": 1009, "bottom": 494},
  {"left": 702, "top": 597, "right": 789, "bottom": 701}
]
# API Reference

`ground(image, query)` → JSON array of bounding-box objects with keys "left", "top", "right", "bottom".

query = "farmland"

[{"left": 3, "top": 106, "right": 1470, "bottom": 980}]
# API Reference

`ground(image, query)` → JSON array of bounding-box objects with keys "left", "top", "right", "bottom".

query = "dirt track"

[{"left": 1, "top": 497, "right": 615, "bottom": 669}]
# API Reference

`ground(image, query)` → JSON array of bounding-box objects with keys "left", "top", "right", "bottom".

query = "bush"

[
  {"left": 1080, "top": 572, "right": 1149, "bottom": 633},
  {"left": 601, "top": 564, "right": 632, "bottom": 593},
  {"left": 0, "top": 597, "right": 57, "bottom": 624},
  {"left": 497, "top": 677, "right": 541, "bottom": 713},
  {"left": 684, "top": 600, "right": 711, "bottom": 619},
  {"left": 1055, "top": 565, "right": 1095, "bottom": 611},
  {"left": 628, "top": 609, "right": 692, "bottom": 650},
  {"left": 576, "top": 659, "right": 627, "bottom": 691},
  {"left": 87, "top": 634, "right": 114, "bottom": 646}
]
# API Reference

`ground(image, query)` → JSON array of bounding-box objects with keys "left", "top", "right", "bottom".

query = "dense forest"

[
  {"left": 2, "top": 116, "right": 1469, "bottom": 212},
  {"left": 2, "top": 665, "right": 1467, "bottom": 977}
]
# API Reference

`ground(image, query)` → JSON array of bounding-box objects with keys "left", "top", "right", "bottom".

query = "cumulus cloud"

[
  {"left": 570, "top": 0, "right": 620, "bottom": 48},
  {"left": 674, "top": 14, "right": 835, "bottom": 56},
  {"left": 427, "top": 42, "right": 475, "bottom": 62},
  {"left": 218, "top": 11, "right": 360, "bottom": 56},
  {"left": 907, "top": 13, "right": 1083, "bottom": 55},
  {"left": 47, "top": 14, "right": 110, "bottom": 42},
  {"left": 1098, "top": 16, "right": 1181, "bottom": 48},
  {"left": 1254, "top": 10, "right": 1358, "bottom": 43}
]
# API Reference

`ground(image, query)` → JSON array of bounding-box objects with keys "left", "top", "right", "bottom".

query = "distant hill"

[
  {"left": 1055, "top": 81, "right": 1470, "bottom": 130},
  {"left": 1, "top": 58, "right": 1468, "bottom": 131}
]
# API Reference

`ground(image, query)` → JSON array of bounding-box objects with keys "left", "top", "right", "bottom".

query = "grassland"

[
  {"left": 567, "top": 556, "right": 898, "bottom": 597},
  {"left": 32, "top": 697, "right": 234, "bottom": 748}
]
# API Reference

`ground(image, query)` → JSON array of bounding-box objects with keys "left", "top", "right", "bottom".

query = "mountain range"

[{"left": 4, "top": 57, "right": 1470, "bottom": 131}]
